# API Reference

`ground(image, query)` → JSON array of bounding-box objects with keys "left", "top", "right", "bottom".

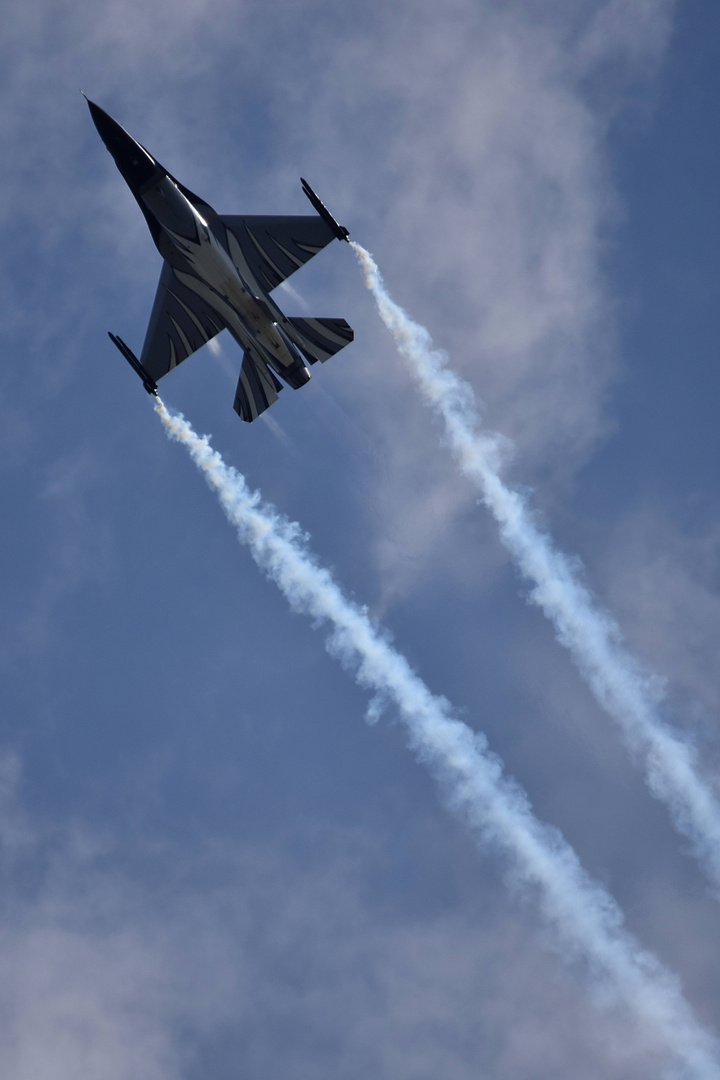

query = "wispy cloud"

[
  {"left": 155, "top": 397, "right": 719, "bottom": 1079},
  {"left": 0, "top": 759, "right": 687, "bottom": 1080},
  {"left": 352, "top": 241, "right": 720, "bottom": 898}
]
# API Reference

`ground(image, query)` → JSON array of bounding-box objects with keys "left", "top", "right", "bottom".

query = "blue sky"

[{"left": 2, "top": 0, "right": 720, "bottom": 1076}]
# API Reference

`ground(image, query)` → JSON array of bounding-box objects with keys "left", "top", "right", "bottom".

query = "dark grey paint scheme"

[{"left": 87, "top": 98, "right": 353, "bottom": 421}]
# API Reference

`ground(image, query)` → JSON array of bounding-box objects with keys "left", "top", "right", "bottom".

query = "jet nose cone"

[
  {"left": 85, "top": 98, "right": 162, "bottom": 192},
  {"left": 85, "top": 97, "right": 124, "bottom": 149}
]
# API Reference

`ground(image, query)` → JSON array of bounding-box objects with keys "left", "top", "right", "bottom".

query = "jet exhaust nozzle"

[
  {"left": 108, "top": 332, "right": 159, "bottom": 395},
  {"left": 300, "top": 178, "right": 350, "bottom": 241}
]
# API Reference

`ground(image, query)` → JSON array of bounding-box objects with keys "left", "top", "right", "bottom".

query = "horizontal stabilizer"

[
  {"left": 108, "top": 332, "right": 158, "bottom": 395},
  {"left": 233, "top": 349, "right": 283, "bottom": 423},
  {"left": 285, "top": 317, "right": 354, "bottom": 365}
]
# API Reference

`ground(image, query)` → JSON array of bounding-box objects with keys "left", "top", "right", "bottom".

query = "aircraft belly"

[
  {"left": 189, "top": 291, "right": 307, "bottom": 387},
  {"left": 168, "top": 238, "right": 302, "bottom": 374},
  {"left": 224, "top": 292, "right": 303, "bottom": 373}
]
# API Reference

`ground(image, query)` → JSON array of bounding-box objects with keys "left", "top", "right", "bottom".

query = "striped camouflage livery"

[
  {"left": 88, "top": 96, "right": 353, "bottom": 423},
  {"left": 138, "top": 211, "right": 354, "bottom": 423}
]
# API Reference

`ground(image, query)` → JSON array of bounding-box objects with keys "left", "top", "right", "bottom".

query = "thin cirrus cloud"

[
  {"left": 352, "top": 240, "right": 720, "bottom": 895},
  {"left": 0, "top": 751, "right": 686, "bottom": 1080},
  {"left": 155, "top": 398, "right": 719, "bottom": 1080},
  {"left": 2, "top": 0, "right": 719, "bottom": 1078}
]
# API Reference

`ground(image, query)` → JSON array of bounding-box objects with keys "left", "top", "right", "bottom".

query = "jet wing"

[
  {"left": 140, "top": 261, "right": 227, "bottom": 381},
  {"left": 218, "top": 215, "right": 337, "bottom": 294},
  {"left": 233, "top": 346, "right": 283, "bottom": 422}
]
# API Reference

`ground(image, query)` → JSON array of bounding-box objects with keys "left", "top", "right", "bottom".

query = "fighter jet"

[{"left": 86, "top": 97, "right": 353, "bottom": 421}]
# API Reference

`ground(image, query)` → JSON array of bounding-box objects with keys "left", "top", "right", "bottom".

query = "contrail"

[
  {"left": 351, "top": 241, "right": 720, "bottom": 893},
  {"left": 155, "top": 396, "right": 718, "bottom": 1078}
]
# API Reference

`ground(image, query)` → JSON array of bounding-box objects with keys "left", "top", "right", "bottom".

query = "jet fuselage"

[
  {"left": 88, "top": 97, "right": 353, "bottom": 421},
  {"left": 91, "top": 100, "right": 310, "bottom": 388}
]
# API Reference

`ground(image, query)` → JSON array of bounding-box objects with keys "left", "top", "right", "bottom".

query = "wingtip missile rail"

[
  {"left": 108, "top": 332, "right": 159, "bottom": 396},
  {"left": 300, "top": 178, "right": 350, "bottom": 242}
]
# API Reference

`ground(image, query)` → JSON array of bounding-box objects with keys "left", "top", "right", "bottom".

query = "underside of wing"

[
  {"left": 217, "top": 215, "right": 337, "bottom": 294},
  {"left": 140, "top": 261, "right": 227, "bottom": 381},
  {"left": 233, "top": 348, "right": 283, "bottom": 423}
]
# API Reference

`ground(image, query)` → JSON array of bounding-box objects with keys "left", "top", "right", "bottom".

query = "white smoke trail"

[
  {"left": 154, "top": 396, "right": 718, "bottom": 1079},
  {"left": 351, "top": 241, "right": 720, "bottom": 893}
]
